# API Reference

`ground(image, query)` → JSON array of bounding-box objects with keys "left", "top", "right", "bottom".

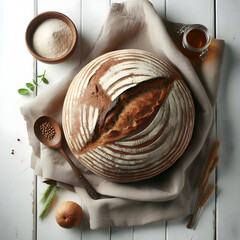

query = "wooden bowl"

[{"left": 25, "top": 11, "right": 77, "bottom": 64}]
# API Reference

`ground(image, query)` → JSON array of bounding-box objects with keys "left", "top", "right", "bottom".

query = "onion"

[{"left": 55, "top": 201, "right": 83, "bottom": 228}]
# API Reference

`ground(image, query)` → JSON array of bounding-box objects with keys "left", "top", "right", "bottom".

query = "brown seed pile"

[{"left": 39, "top": 121, "right": 56, "bottom": 140}]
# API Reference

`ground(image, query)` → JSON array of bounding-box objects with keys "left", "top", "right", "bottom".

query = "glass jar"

[{"left": 178, "top": 24, "right": 211, "bottom": 61}]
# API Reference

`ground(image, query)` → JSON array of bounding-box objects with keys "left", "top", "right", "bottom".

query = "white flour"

[{"left": 32, "top": 18, "right": 73, "bottom": 59}]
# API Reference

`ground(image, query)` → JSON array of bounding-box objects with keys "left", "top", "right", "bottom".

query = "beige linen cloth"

[{"left": 21, "top": 0, "right": 224, "bottom": 229}]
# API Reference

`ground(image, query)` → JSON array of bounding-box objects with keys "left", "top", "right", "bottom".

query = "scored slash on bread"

[
  {"left": 83, "top": 77, "right": 174, "bottom": 153},
  {"left": 62, "top": 49, "right": 195, "bottom": 183}
]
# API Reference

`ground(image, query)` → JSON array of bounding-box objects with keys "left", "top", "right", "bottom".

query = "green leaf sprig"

[
  {"left": 18, "top": 70, "right": 49, "bottom": 95},
  {"left": 40, "top": 185, "right": 54, "bottom": 204},
  {"left": 39, "top": 185, "right": 59, "bottom": 219}
]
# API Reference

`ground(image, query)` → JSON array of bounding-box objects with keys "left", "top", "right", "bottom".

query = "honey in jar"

[
  {"left": 178, "top": 24, "right": 211, "bottom": 61},
  {"left": 186, "top": 29, "right": 207, "bottom": 49}
]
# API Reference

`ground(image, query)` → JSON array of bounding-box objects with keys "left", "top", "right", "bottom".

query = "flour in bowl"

[{"left": 32, "top": 18, "right": 72, "bottom": 59}]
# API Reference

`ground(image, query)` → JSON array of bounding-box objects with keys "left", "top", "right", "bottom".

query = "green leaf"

[
  {"left": 18, "top": 88, "right": 30, "bottom": 95},
  {"left": 33, "top": 73, "right": 43, "bottom": 78},
  {"left": 19, "top": 70, "right": 48, "bottom": 96},
  {"left": 42, "top": 77, "right": 49, "bottom": 84},
  {"left": 26, "top": 82, "right": 35, "bottom": 91},
  {"left": 39, "top": 186, "right": 59, "bottom": 219},
  {"left": 33, "top": 79, "right": 39, "bottom": 86},
  {"left": 40, "top": 185, "right": 54, "bottom": 204}
]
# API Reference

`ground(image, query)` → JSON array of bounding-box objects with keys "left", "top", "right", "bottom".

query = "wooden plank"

[
  {"left": 105, "top": 1, "right": 167, "bottom": 239},
  {"left": 35, "top": 0, "right": 82, "bottom": 240},
  {"left": 216, "top": 0, "right": 240, "bottom": 239},
  {"left": 80, "top": 0, "right": 111, "bottom": 237},
  {"left": 110, "top": 227, "right": 133, "bottom": 240},
  {"left": 0, "top": 0, "right": 35, "bottom": 239},
  {"left": 130, "top": 0, "right": 167, "bottom": 239},
  {"left": 100, "top": 2, "right": 134, "bottom": 239},
  {"left": 82, "top": 223, "right": 110, "bottom": 240},
  {"left": 80, "top": 1, "right": 111, "bottom": 239},
  {"left": 107, "top": 0, "right": 131, "bottom": 234},
  {"left": 134, "top": 222, "right": 166, "bottom": 240},
  {"left": 165, "top": 0, "right": 216, "bottom": 239},
  {"left": 37, "top": 183, "right": 83, "bottom": 240},
  {"left": 150, "top": 0, "right": 166, "bottom": 18},
  {"left": 35, "top": 0, "right": 110, "bottom": 239},
  {"left": 81, "top": 0, "right": 110, "bottom": 60},
  {"left": 166, "top": 0, "right": 215, "bottom": 35}
]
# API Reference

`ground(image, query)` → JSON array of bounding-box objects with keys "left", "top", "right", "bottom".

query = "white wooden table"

[{"left": 0, "top": 0, "right": 239, "bottom": 239}]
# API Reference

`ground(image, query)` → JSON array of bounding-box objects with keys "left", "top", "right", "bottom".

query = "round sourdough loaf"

[{"left": 62, "top": 49, "right": 195, "bottom": 183}]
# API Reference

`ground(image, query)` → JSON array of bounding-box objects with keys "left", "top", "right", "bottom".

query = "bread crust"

[{"left": 62, "top": 49, "right": 195, "bottom": 183}]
